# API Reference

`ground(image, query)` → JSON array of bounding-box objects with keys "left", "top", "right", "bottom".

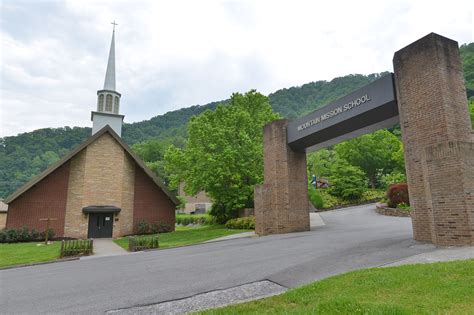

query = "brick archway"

[{"left": 255, "top": 33, "right": 474, "bottom": 246}]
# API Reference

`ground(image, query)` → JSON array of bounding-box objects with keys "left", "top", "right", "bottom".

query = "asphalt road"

[{"left": 0, "top": 204, "right": 436, "bottom": 314}]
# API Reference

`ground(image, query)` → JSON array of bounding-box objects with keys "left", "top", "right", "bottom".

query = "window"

[
  {"left": 114, "top": 96, "right": 119, "bottom": 114},
  {"left": 105, "top": 94, "right": 113, "bottom": 112},
  {"left": 98, "top": 94, "right": 104, "bottom": 111}
]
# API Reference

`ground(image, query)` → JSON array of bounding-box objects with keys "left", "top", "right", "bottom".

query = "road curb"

[{"left": 0, "top": 257, "right": 80, "bottom": 271}]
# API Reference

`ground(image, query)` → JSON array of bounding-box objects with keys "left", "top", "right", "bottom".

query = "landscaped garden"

[{"left": 200, "top": 259, "right": 474, "bottom": 314}]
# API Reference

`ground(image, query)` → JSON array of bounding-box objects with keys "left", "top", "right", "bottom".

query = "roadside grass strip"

[
  {"left": 0, "top": 242, "right": 61, "bottom": 268},
  {"left": 201, "top": 259, "right": 474, "bottom": 315},
  {"left": 114, "top": 225, "right": 251, "bottom": 251}
]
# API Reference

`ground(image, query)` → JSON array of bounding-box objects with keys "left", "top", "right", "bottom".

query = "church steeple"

[
  {"left": 103, "top": 23, "right": 116, "bottom": 91},
  {"left": 92, "top": 21, "right": 124, "bottom": 137}
]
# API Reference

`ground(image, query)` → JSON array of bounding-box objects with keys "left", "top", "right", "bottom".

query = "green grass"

[
  {"left": 114, "top": 225, "right": 250, "bottom": 250},
  {"left": 201, "top": 259, "right": 474, "bottom": 315},
  {"left": 0, "top": 242, "right": 61, "bottom": 268}
]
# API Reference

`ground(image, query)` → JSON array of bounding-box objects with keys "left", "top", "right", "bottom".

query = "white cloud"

[{"left": 1, "top": 0, "right": 473, "bottom": 137}]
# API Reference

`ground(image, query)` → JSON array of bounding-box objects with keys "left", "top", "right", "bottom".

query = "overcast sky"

[{"left": 1, "top": 0, "right": 473, "bottom": 137}]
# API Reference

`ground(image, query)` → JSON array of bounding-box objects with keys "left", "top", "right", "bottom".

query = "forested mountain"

[{"left": 1, "top": 43, "right": 473, "bottom": 199}]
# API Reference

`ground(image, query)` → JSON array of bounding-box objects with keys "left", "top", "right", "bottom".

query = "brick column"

[
  {"left": 254, "top": 119, "right": 310, "bottom": 235},
  {"left": 393, "top": 33, "right": 474, "bottom": 245}
]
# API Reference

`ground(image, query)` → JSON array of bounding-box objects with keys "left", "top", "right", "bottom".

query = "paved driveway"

[{"left": 0, "top": 204, "right": 436, "bottom": 314}]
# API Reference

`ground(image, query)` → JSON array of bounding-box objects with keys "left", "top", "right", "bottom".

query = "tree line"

[{"left": 1, "top": 43, "right": 473, "bottom": 200}]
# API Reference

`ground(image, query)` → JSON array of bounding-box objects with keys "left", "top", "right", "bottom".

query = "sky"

[{"left": 1, "top": 0, "right": 473, "bottom": 137}]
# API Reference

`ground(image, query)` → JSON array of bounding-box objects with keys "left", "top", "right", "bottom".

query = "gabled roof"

[{"left": 4, "top": 126, "right": 179, "bottom": 205}]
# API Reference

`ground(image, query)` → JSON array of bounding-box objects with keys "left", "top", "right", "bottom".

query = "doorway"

[{"left": 87, "top": 212, "right": 114, "bottom": 238}]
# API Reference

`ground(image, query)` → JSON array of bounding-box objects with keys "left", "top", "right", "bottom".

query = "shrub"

[
  {"left": 360, "top": 189, "right": 386, "bottom": 202},
  {"left": 397, "top": 202, "right": 410, "bottom": 211},
  {"left": 158, "top": 223, "right": 172, "bottom": 233},
  {"left": 225, "top": 216, "right": 255, "bottom": 230},
  {"left": 136, "top": 220, "right": 150, "bottom": 235},
  {"left": 387, "top": 183, "right": 409, "bottom": 208},
  {"left": 60, "top": 239, "right": 93, "bottom": 257},
  {"left": 20, "top": 226, "right": 31, "bottom": 242},
  {"left": 30, "top": 229, "right": 40, "bottom": 240},
  {"left": 175, "top": 213, "right": 216, "bottom": 226},
  {"left": 129, "top": 234, "right": 159, "bottom": 252},
  {"left": 40, "top": 228, "right": 55, "bottom": 241},
  {"left": 209, "top": 202, "right": 233, "bottom": 224},
  {"left": 308, "top": 185, "right": 324, "bottom": 209},
  {"left": 328, "top": 161, "right": 366, "bottom": 201},
  {"left": 0, "top": 227, "right": 55, "bottom": 243},
  {"left": 6, "top": 229, "right": 19, "bottom": 242},
  {"left": 380, "top": 171, "right": 407, "bottom": 188},
  {"left": 318, "top": 190, "right": 345, "bottom": 209},
  {"left": 136, "top": 220, "right": 172, "bottom": 235}
]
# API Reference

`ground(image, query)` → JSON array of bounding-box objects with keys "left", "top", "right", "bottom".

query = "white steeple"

[
  {"left": 103, "top": 25, "right": 116, "bottom": 91},
  {"left": 92, "top": 21, "right": 124, "bottom": 137}
]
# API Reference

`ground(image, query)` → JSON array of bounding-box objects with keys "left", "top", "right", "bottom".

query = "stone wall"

[{"left": 64, "top": 133, "right": 135, "bottom": 238}]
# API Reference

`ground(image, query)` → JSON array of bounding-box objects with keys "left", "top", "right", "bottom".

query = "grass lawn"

[
  {"left": 201, "top": 259, "right": 474, "bottom": 315},
  {"left": 0, "top": 242, "right": 61, "bottom": 269},
  {"left": 114, "top": 225, "right": 250, "bottom": 250}
]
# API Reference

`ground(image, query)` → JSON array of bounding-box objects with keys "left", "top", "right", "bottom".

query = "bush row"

[
  {"left": 0, "top": 227, "right": 55, "bottom": 243},
  {"left": 135, "top": 221, "right": 172, "bottom": 235},
  {"left": 310, "top": 188, "right": 387, "bottom": 210},
  {"left": 175, "top": 213, "right": 216, "bottom": 226},
  {"left": 225, "top": 216, "right": 255, "bottom": 230}
]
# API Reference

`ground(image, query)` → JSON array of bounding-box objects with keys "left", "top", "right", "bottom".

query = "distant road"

[{"left": 0, "top": 204, "right": 435, "bottom": 314}]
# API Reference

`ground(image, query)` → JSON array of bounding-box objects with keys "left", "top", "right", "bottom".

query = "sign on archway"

[{"left": 254, "top": 33, "right": 474, "bottom": 246}]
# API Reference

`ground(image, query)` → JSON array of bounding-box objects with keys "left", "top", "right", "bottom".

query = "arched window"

[
  {"left": 106, "top": 94, "right": 113, "bottom": 112},
  {"left": 98, "top": 94, "right": 104, "bottom": 111},
  {"left": 114, "top": 96, "right": 119, "bottom": 114}
]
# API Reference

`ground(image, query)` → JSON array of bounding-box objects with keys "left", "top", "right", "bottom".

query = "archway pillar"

[
  {"left": 393, "top": 33, "right": 474, "bottom": 246},
  {"left": 255, "top": 119, "right": 310, "bottom": 235}
]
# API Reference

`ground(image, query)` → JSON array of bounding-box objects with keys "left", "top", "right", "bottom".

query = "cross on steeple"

[{"left": 111, "top": 20, "right": 118, "bottom": 31}]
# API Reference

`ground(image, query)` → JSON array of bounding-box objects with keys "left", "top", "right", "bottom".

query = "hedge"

[
  {"left": 175, "top": 214, "right": 216, "bottom": 226},
  {"left": 225, "top": 217, "right": 255, "bottom": 230},
  {"left": 0, "top": 227, "right": 55, "bottom": 243}
]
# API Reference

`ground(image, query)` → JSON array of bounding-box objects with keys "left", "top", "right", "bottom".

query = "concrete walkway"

[
  {"left": 382, "top": 245, "right": 474, "bottom": 267},
  {"left": 90, "top": 239, "right": 128, "bottom": 257}
]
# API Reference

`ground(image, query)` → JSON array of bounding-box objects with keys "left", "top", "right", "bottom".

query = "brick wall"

[
  {"left": 254, "top": 119, "right": 309, "bottom": 235},
  {"left": 6, "top": 162, "right": 70, "bottom": 237},
  {"left": 133, "top": 166, "right": 176, "bottom": 233}
]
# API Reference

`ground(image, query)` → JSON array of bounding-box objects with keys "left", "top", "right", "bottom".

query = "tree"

[
  {"left": 131, "top": 139, "right": 171, "bottom": 180},
  {"left": 334, "top": 130, "right": 403, "bottom": 188},
  {"left": 328, "top": 159, "right": 366, "bottom": 200},
  {"left": 164, "top": 90, "right": 280, "bottom": 222},
  {"left": 307, "top": 149, "right": 338, "bottom": 179}
]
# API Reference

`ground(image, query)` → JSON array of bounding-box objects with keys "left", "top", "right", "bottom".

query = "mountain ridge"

[{"left": 1, "top": 42, "right": 473, "bottom": 198}]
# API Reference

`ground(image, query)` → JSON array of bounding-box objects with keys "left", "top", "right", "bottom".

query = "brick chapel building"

[{"left": 5, "top": 27, "right": 178, "bottom": 239}]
